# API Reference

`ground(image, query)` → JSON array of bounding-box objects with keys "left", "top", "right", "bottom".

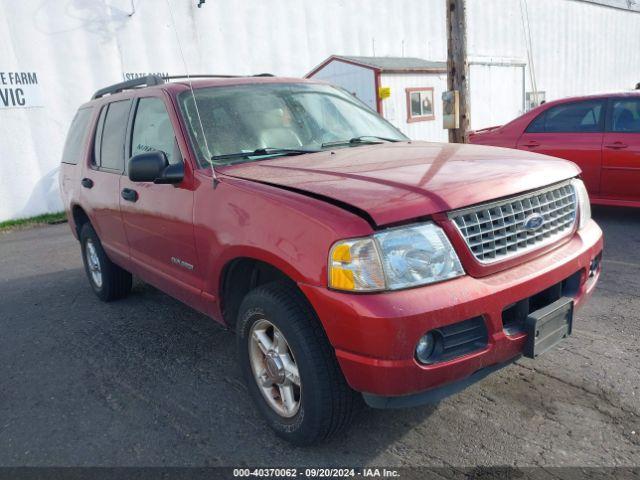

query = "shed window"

[{"left": 406, "top": 87, "right": 435, "bottom": 123}]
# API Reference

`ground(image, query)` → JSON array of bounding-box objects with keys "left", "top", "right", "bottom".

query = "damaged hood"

[{"left": 219, "top": 141, "right": 581, "bottom": 226}]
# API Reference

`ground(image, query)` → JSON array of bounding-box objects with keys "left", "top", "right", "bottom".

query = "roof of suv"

[{"left": 86, "top": 75, "right": 319, "bottom": 107}]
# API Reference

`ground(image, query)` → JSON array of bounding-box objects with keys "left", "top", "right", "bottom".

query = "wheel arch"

[
  {"left": 219, "top": 256, "right": 318, "bottom": 331},
  {"left": 71, "top": 204, "right": 91, "bottom": 239}
]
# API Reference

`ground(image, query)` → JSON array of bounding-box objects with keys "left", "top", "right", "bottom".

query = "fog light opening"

[{"left": 415, "top": 331, "right": 440, "bottom": 364}]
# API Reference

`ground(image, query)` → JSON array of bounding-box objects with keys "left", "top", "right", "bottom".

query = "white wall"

[
  {"left": 469, "top": 62, "right": 525, "bottom": 129},
  {"left": 467, "top": 0, "right": 640, "bottom": 128},
  {"left": 380, "top": 72, "right": 449, "bottom": 141},
  {"left": 1, "top": 0, "right": 639, "bottom": 221}
]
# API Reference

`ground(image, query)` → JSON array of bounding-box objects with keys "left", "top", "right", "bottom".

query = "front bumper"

[{"left": 299, "top": 219, "right": 603, "bottom": 398}]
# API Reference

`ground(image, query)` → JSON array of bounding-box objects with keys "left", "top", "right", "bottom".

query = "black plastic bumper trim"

[{"left": 362, "top": 358, "right": 519, "bottom": 409}]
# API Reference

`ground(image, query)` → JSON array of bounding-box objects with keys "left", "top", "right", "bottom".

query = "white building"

[
  {"left": 1, "top": 0, "right": 639, "bottom": 222},
  {"left": 307, "top": 56, "right": 449, "bottom": 142}
]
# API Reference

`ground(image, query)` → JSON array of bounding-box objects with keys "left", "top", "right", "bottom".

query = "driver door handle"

[
  {"left": 121, "top": 188, "right": 138, "bottom": 202},
  {"left": 523, "top": 140, "right": 540, "bottom": 148}
]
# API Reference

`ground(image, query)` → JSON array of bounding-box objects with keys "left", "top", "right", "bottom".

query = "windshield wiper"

[
  {"left": 321, "top": 135, "right": 401, "bottom": 148},
  {"left": 211, "top": 147, "right": 321, "bottom": 162}
]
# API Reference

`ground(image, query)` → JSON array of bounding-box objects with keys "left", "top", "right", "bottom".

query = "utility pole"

[{"left": 446, "top": 0, "right": 469, "bottom": 143}]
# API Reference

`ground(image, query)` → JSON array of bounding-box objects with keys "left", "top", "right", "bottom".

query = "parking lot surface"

[{"left": 0, "top": 207, "right": 638, "bottom": 467}]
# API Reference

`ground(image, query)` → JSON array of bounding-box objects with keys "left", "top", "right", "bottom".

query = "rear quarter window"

[
  {"left": 611, "top": 98, "right": 640, "bottom": 133},
  {"left": 61, "top": 107, "right": 93, "bottom": 165}
]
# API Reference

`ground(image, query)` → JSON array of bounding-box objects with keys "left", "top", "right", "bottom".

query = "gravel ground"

[{"left": 0, "top": 206, "right": 638, "bottom": 467}]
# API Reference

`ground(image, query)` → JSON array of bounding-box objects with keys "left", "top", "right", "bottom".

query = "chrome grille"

[{"left": 449, "top": 182, "right": 577, "bottom": 263}]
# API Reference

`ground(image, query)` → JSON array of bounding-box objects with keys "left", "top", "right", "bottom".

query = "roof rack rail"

[
  {"left": 165, "top": 74, "right": 243, "bottom": 80},
  {"left": 165, "top": 73, "right": 275, "bottom": 80},
  {"left": 91, "top": 73, "right": 276, "bottom": 100},
  {"left": 92, "top": 75, "right": 164, "bottom": 100}
]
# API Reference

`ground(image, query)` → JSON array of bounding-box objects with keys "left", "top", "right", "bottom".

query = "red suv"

[
  {"left": 468, "top": 92, "right": 640, "bottom": 208},
  {"left": 59, "top": 75, "right": 603, "bottom": 445}
]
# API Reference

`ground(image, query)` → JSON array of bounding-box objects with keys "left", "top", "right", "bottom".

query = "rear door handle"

[
  {"left": 121, "top": 188, "right": 138, "bottom": 202},
  {"left": 523, "top": 141, "right": 540, "bottom": 148},
  {"left": 604, "top": 142, "right": 628, "bottom": 149},
  {"left": 81, "top": 178, "right": 94, "bottom": 189}
]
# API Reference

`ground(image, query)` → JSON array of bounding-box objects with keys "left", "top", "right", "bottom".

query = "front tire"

[
  {"left": 80, "top": 223, "right": 132, "bottom": 302},
  {"left": 237, "top": 282, "right": 359, "bottom": 445}
]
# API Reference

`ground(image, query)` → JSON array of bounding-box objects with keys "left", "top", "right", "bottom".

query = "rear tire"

[
  {"left": 80, "top": 223, "right": 132, "bottom": 302},
  {"left": 236, "top": 282, "right": 360, "bottom": 445}
]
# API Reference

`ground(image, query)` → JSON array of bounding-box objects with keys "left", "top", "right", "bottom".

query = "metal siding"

[
  {"left": 311, "top": 62, "right": 377, "bottom": 111},
  {"left": 469, "top": 63, "right": 525, "bottom": 129},
  {"left": 467, "top": 0, "right": 640, "bottom": 102},
  {"left": 0, "top": 0, "right": 447, "bottom": 221},
  {"left": 1, "top": 0, "right": 640, "bottom": 220}
]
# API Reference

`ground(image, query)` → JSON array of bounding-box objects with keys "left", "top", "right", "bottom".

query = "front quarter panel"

[{"left": 192, "top": 172, "right": 373, "bottom": 321}]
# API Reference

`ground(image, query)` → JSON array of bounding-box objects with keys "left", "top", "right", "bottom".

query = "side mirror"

[{"left": 128, "top": 151, "right": 184, "bottom": 184}]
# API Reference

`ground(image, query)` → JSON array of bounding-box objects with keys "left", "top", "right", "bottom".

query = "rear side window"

[
  {"left": 61, "top": 108, "right": 93, "bottom": 165},
  {"left": 526, "top": 100, "right": 604, "bottom": 133},
  {"left": 611, "top": 98, "right": 640, "bottom": 133},
  {"left": 93, "top": 107, "right": 107, "bottom": 167},
  {"left": 94, "top": 100, "right": 131, "bottom": 171},
  {"left": 131, "top": 97, "right": 181, "bottom": 165}
]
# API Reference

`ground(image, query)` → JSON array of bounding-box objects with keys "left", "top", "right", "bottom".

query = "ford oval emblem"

[{"left": 523, "top": 213, "right": 545, "bottom": 232}]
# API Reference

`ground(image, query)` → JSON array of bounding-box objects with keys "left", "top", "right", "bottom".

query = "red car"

[
  {"left": 469, "top": 92, "right": 640, "bottom": 208},
  {"left": 59, "top": 75, "right": 602, "bottom": 445}
]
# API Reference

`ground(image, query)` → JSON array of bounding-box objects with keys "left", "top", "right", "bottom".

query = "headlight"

[
  {"left": 329, "top": 222, "right": 464, "bottom": 292},
  {"left": 328, "top": 237, "right": 386, "bottom": 291},
  {"left": 571, "top": 178, "right": 591, "bottom": 229}
]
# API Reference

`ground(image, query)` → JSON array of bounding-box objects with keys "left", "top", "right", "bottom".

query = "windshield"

[{"left": 178, "top": 82, "right": 408, "bottom": 166}]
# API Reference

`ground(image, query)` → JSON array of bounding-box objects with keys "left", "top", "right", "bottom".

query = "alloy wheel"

[
  {"left": 85, "top": 239, "right": 103, "bottom": 288},
  {"left": 248, "top": 318, "right": 301, "bottom": 418}
]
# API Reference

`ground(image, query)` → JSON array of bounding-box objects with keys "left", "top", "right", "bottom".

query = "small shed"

[{"left": 306, "top": 55, "right": 448, "bottom": 141}]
